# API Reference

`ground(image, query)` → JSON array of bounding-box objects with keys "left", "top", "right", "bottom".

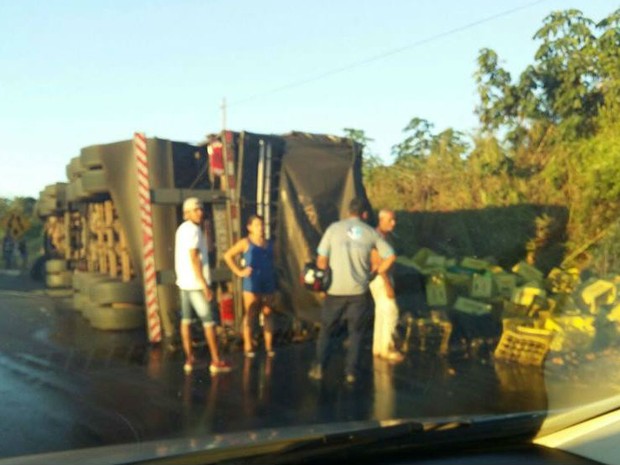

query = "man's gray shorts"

[{"left": 180, "top": 289, "right": 216, "bottom": 326}]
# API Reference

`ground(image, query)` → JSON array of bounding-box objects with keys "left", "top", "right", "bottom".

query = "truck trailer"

[{"left": 36, "top": 130, "right": 368, "bottom": 343}]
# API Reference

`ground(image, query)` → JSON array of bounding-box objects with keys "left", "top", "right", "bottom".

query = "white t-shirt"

[{"left": 175, "top": 220, "right": 211, "bottom": 290}]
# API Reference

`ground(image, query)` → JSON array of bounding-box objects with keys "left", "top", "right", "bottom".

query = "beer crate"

[
  {"left": 512, "top": 261, "right": 544, "bottom": 284},
  {"left": 454, "top": 297, "right": 492, "bottom": 316},
  {"left": 494, "top": 325, "right": 553, "bottom": 366}
]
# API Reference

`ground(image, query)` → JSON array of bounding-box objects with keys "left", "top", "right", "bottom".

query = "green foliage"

[
  {"left": 392, "top": 117, "right": 435, "bottom": 164},
  {"left": 474, "top": 48, "right": 517, "bottom": 132},
  {"left": 363, "top": 7, "right": 620, "bottom": 273},
  {"left": 0, "top": 197, "right": 41, "bottom": 241},
  {"left": 343, "top": 127, "right": 382, "bottom": 182}
]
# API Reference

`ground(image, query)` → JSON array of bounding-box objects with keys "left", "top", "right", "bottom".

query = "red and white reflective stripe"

[
  {"left": 134, "top": 132, "right": 162, "bottom": 343},
  {"left": 223, "top": 131, "right": 240, "bottom": 242}
]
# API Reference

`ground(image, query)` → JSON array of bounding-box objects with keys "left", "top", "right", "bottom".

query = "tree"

[
  {"left": 530, "top": 9, "right": 600, "bottom": 136},
  {"left": 595, "top": 9, "right": 620, "bottom": 113},
  {"left": 391, "top": 117, "right": 435, "bottom": 164},
  {"left": 474, "top": 9, "right": 614, "bottom": 142},
  {"left": 343, "top": 127, "right": 381, "bottom": 181},
  {"left": 474, "top": 48, "right": 517, "bottom": 132}
]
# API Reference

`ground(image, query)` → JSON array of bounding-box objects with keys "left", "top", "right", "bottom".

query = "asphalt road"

[{"left": 0, "top": 270, "right": 618, "bottom": 461}]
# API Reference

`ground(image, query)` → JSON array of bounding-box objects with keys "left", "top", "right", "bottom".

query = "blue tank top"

[{"left": 243, "top": 239, "right": 274, "bottom": 275}]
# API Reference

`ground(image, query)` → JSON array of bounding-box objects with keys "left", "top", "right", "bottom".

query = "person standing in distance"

[
  {"left": 308, "top": 198, "right": 396, "bottom": 384},
  {"left": 175, "top": 197, "right": 232, "bottom": 374},
  {"left": 370, "top": 209, "right": 404, "bottom": 363}
]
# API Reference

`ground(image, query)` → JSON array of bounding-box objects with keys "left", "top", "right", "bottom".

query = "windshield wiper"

[
  {"left": 130, "top": 420, "right": 467, "bottom": 465},
  {"left": 8, "top": 413, "right": 543, "bottom": 465}
]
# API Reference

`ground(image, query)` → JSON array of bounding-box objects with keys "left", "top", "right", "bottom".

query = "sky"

[{"left": 0, "top": 0, "right": 617, "bottom": 198}]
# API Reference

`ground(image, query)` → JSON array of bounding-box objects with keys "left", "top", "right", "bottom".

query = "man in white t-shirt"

[{"left": 175, "top": 197, "right": 231, "bottom": 374}]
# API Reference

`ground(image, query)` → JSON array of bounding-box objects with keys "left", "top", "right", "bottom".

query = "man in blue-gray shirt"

[{"left": 309, "top": 198, "right": 396, "bottom": 384}]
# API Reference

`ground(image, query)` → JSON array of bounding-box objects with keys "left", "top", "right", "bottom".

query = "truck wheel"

[
  {"left": 66, "top": 182, "right": 77, "bottom": 202},
  {"left": 86, "top": 304, "right": 145, "bottom": 331},
  {"left": 79, "top": 275, "right": 117, "bottom": 294},
  {"left": 81, "top": 146, "right": 105, "bottom": 169},
  {"left": 45, "top": 259, "right": 67, "bottom": 273},
  {"left": 73, "top": 291, "right": 90, "bottom": 312},
  {"left": 37, "top": 203, "right": 54, "bottom": 218},
  {"left": 38, "top": 196, "right": 57, "bottom": 213},
  {"left": 81, "top": 170, "right": 109, "bottom": 195},
  {"left": 68, "top": 157, "right": 85, "bottom": 180},
  {"left": 66, "top": 182, "right": 86, "bottom": 203},
  {"left": 46, "top": 271, "right": 73, "bottom": 288},
  {"left": 73, "top": 271, "right": 100, "bottom": 290},
  {"left": 90, "top": 281, "right": 144, "bottom": 305},
  {"left": 74, "top": 178, "right": 88, "bottom": 200},
  {"left": 43, "top": 184, "right": 61, "bottom": 198}
]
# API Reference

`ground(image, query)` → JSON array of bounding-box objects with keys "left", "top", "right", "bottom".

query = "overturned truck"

[{"left": 36, "top": 131, "right": 366, "bottom": 342}]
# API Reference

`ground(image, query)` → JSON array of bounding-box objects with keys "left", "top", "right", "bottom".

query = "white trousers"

[{"left": 370, "top": 275, "right": 399, "bottom": 356}]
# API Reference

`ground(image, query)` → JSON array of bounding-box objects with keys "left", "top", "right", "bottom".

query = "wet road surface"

[{"left": 0, "top": 271, "right": 619, "bottom": 460}]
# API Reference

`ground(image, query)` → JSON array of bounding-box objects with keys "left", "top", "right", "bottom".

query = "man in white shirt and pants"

[{"left": 370, "top": 209, "right": 404, "bottom": 363}]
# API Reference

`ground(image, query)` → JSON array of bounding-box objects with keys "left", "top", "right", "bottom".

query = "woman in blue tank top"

[{"left": 224, "top": 215, "right": 276, "bottom": 357}]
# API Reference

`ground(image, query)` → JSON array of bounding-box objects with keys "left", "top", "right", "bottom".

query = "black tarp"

[{"left": 275, "top": 132, "right": 368, "bottom": 323}]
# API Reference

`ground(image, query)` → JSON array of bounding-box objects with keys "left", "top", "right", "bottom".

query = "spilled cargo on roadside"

[{"left": 393, "top": 246, "right": 620, "bottom": 366}]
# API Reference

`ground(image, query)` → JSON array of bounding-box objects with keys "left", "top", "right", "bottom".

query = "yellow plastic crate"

[
  {"left": 511, "top": 284, "right": 546, "bottom": 307},
  {"left": 512, "top": 261, "right": 544, "bottom": 284},
  {"left": 581, "top": 279, "right": 616, "bottom": 312},
  {"left": 494, "top": 326, "right": 553, "bottom": 366}
]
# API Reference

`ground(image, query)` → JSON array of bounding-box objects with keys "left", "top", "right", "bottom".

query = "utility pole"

[{"left": 220, "top": 97, "right": 227, "bottom": 131}]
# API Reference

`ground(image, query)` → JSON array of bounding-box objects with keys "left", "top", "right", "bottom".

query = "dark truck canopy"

[
  {"left": 210, "top": 131, "right": 368, "bottom": 323},
  {"left": 275, "top": 132, "right": 368, "bottom": 323}
]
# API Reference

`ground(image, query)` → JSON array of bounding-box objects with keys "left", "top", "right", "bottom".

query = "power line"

[{"left": 229, "top": 0, "right": 551, "bottom": 107}]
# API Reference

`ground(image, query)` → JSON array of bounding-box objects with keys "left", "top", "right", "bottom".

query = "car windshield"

[{"left": 1, "top": 1, "right": 619, "bottom": 463}]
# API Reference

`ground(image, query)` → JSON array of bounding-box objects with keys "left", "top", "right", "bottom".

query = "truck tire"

[
  {"left": 38, "top": 196, "right": 57, "bottom": 212},
  {"left": 37, "top": 203, "right": 53, "bottom": 218},
  {"left": 81, "top": 170, "right": 109, "bottom": 195},
  {"left": 74, "top": 178, "right": 87, "bottom": 200},
  {"left": 86, "top": 304, "right": 145, "bottom": 331},
  {"left": 66, "top": 182, "right": 76, "bottom": 202},
  {"left": 45, "top": 259, "right": 67, "bottom": 273},
  {"left": 89, "top": 281, "right": 144, "bottom": 305},
  {"left": 68, "top": 157, "right": 85, "bottom": 181},
  {"left": 73, "top": 271, "right": 92, "bottom": 290},
  {"left": 81, "top": 146, "right": 105, "bottom": 169},
  {"left": 66, "top": 182, "right": 85, "bottom": 203},
  {"left": 73, "top": 291, "right": 90, "bottom": 313},
  {"left": 43, "top": 183, "right": 67, "bottom": 199},
  {"left": 43, "top": 184, "right": 59, "bottom": 198},
  {"left": 73, "top": 271, "right": 103, "bottom": 290},
  {"left": 79, "top": 275, "right": 117, "bottom": 294},
  {"left": 46, "top": 271, "right": 73, "bottom": 288}
]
